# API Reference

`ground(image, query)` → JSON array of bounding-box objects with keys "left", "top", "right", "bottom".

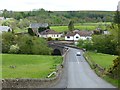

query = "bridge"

[
  {"left": 48, "top": 41, "right": 80, "bottom": 55},
  {"left": 48, "top": 42, "right": 68, "bottom": 55}
]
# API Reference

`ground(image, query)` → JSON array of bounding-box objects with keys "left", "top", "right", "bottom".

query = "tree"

[
  {"left": 28, "top": 28, "right": 35, "bottom": 36},
  {"left": 68, "top": 20, "right": 74, "bottom": 31},
  {"left": 2, "top": 32, "right": 15, "bottom": 53},
  {"left": 114, "top": 10, "right": 120, "bottom": 55}
]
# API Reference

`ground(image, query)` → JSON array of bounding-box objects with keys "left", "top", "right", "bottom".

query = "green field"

[
  {"left": 2, "top": 54, "right": 62, "bottom": 79},
  {"left": 51, "top": 22, "right": 110, "bottom": 32},
  {"left": 84, "top": 51, "right": 117, "bottom": 69}
]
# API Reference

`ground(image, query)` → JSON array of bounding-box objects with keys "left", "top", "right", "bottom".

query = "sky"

[{"left": 0, "top": 0, "right": 120, "bottom": 11}]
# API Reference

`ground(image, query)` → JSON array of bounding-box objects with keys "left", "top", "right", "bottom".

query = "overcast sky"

[{"left": 0, "top": 0, "right": 119, "bottom": 11}]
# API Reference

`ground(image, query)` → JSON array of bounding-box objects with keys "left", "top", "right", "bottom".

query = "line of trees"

[
  {"left": 0, "top": 9, "right": 115, "bottom": 25},
  {"left": 2, "top": 32, "right": 52, "bottom": 55}
]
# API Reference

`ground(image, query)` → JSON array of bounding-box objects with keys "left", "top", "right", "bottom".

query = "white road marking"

[{"left": 75, "top": 54, "right": 80, "bottom": 64}]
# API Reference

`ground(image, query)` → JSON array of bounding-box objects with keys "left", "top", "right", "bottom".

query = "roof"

[
  {"left": 0, "top": 26, "right": 11, "bottom": 32},
  {"left": 30, "top": 23, "right": 49, "bottom": 28},
  {"left": 40, "top": 29, "right": 60, "bottom": 35},
  {"left": 66, "top": 30, "right": 93, "bottom": 36}
]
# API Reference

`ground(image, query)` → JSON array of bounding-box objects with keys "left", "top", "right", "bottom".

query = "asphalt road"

[{"left": 53, "top": 48, "right": 116, "bottom": 88}]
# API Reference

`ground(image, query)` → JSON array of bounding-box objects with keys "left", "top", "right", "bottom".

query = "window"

[
  {"left": 57, "top": 35, "right": 59, "bottom": 37},
  {"left": 76, "top": 36, "right": 79, "bottom": 38},
  {"left": 67, "top": 36, "right": 70, "bottom": 38}
]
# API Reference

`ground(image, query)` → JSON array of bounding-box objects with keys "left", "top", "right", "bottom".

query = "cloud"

[{"left": 0, "top": 0, "right": 119, "bottom": 11}]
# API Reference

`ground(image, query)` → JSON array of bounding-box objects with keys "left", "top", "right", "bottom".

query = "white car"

[{"left": 76, "top": 52, "right": 81, "bottom": 56}]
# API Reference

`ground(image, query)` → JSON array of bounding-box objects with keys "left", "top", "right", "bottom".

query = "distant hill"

[{"left": 0, "top": 9, "right": 115, "bottom": 25}]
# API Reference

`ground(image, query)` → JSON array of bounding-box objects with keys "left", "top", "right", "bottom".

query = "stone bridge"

[{"left": 48, "top": 41, "right": 69, "bottom": 55}]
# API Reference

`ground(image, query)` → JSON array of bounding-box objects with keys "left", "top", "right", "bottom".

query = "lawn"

[
  {"left": 2, "top": 54, "right": 62, "bottom": 79},
  {"left": 84, "top": 51, "right": 117, "bottom": 69}
]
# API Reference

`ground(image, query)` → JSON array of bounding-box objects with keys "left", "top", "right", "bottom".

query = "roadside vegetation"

[
  {"left": 2, "top": 54, "right": 63, "bottom": 78},
  {"left": 84, "top": 51, "right": 118, "bottom": 86},
  {"left": 84, "top": 51, "right": 117, "bottom": 69}
]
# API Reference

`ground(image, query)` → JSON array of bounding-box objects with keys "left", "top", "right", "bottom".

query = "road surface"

[{"left": 53, "top": 48, "right": 116, "bottom": 88}]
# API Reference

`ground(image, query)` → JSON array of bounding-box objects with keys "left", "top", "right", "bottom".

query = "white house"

[
  {"left": 103, "top": 30, "right": 110, "bottom": 35},
  {"left": 65, "top": 30, "right": 92, "bottom": 41},
  {"left": 0, "top": 26, "right": 12, "bottom": 33},
  {"left": 39, "top": 29, "right": 62, "bottom": 38}
]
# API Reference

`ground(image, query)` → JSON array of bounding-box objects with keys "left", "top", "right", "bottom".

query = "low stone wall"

[
  {"left": 83, "top": 54, "right": 106, "bottom": 76},
  {"left": 2, "top": 49, "right": 69, "bottom": 89},
  {"left": 2, "top": 66, "right": 62, "bottom": 88}
]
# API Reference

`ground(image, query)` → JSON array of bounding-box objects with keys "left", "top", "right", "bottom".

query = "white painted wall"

[
  {"left": 40, "top": 34, "right": 62, "bottom": 38},
  {"left": 73, "top": 34, "right": 81, "bottom": 41},
  {"left": 65, "top": 33, "right": 92, "bottom": 41},
  {"left": 65, "top": 36, "right": 74, "bottom": 40}
]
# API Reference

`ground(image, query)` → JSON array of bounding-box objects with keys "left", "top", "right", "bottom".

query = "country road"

[{"left": 53, "top": 48, "right": 116, "bottom": 88}]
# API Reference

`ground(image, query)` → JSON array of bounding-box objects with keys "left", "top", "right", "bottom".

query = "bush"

[
  {"left": 2, "top": 33, "right": 52, "bottom": 55},
  {"left": 47, "top": 37, "right": 52, "bottom": 41},
  {"left": 9, "top": 44, "right": 19, "bottom": 54},
  {"left": 28, "top": 28, "right": 35, "bottom": 36},
  {"left": 77, "top": 40, "right": 94, "bottom": 51},
  {"left": 2, "top": 32, "right": 15, "bottom": 53},
  {"left": 107, "top": 57, "right": 120, "bottom": 79}
]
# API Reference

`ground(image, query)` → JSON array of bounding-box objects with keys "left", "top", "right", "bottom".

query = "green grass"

[
  {"left": 2, "top": 54, "right": 62, "bottom": 79},
  {"left": 51, "top": 22, "right": 110, "bottom": 32},
  {"left": 14, "top": 27, "right": 27, "bottom": 33},
  {"left": 85, "top": 51, "right": 117, "bottom": 69},
  {"left": 84, "top": 51, "right": 118, "bottom": 87}
]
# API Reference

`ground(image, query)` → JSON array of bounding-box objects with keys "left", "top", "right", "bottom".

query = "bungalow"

[
  {"left": 39, "top": 29, "right": 62, "bottom": 38},
  {"left": 65, "top": 30, "right": 93, "bottom": 41},
  {"left": 0, "top": 26, "right": 12, "bottom": 33}
]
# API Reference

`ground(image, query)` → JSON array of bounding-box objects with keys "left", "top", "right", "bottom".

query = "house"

[
  {"left": 103, "top": 30, "right": 110, "bottom": 35},
  {"left": 29, "top": 23, "right": 49, "bottom": 36},
  {"left": 29, "top": 23, "right": 49, "bottom": 31},
  {"left": 0, "top": 17, "right": 5, "bottom": 21},
  {"left": 65, "top": 30, "right": 93, "bottom": 41},
  {"left": 39, "top": 29, "right": 62, "bottom": 38},
  {"left": 0, "top": 26, "right": 12, "bottom": 33}
]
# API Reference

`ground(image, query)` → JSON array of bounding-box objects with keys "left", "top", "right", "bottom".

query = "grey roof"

[
  {"left": 0, "top": 26, "right": 11, "bottom": 32},
  {"left": 30, "top": 23, "right": 49, "bottom": 28},
  {"left": 66, "top": 30, "right": 93, "bottom": 36},
  {"left": 40, "top": 29, "right": 60, "bottom": 35}
]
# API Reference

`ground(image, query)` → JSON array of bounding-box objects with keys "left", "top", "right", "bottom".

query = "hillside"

[{"left": 0, "top": 9, "right": 115, "bottom": 25}]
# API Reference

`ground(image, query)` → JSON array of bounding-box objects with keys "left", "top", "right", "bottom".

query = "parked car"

[{"left": 76, "top": 52, "right": 81, "bottom": 56}]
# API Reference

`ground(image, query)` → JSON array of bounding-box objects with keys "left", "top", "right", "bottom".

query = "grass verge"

[{"left": 84, "top": 51, "right": 118, "bottom": 87}]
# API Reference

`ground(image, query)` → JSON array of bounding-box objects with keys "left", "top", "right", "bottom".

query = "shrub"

[
  {"left": 9, "top": 44, "right": 19, "bottom": 54},
  {"left": 47, "top": 37, "right": 52, "bottom": 41}
]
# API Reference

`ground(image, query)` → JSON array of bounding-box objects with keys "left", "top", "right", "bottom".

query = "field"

[
  {"left": 51, "top": 22, "right": 111, "bottom": 32},
  {"left": 2, "top": 54, "right": 62, "bottom": 79},
  {"left": 84, "top": 51, "right": 117, "bottom": 69}
]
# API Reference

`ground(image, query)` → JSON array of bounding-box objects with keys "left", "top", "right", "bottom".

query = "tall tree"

[{"left": 68, "top": 20, "right": 74, "bottom": 31}]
